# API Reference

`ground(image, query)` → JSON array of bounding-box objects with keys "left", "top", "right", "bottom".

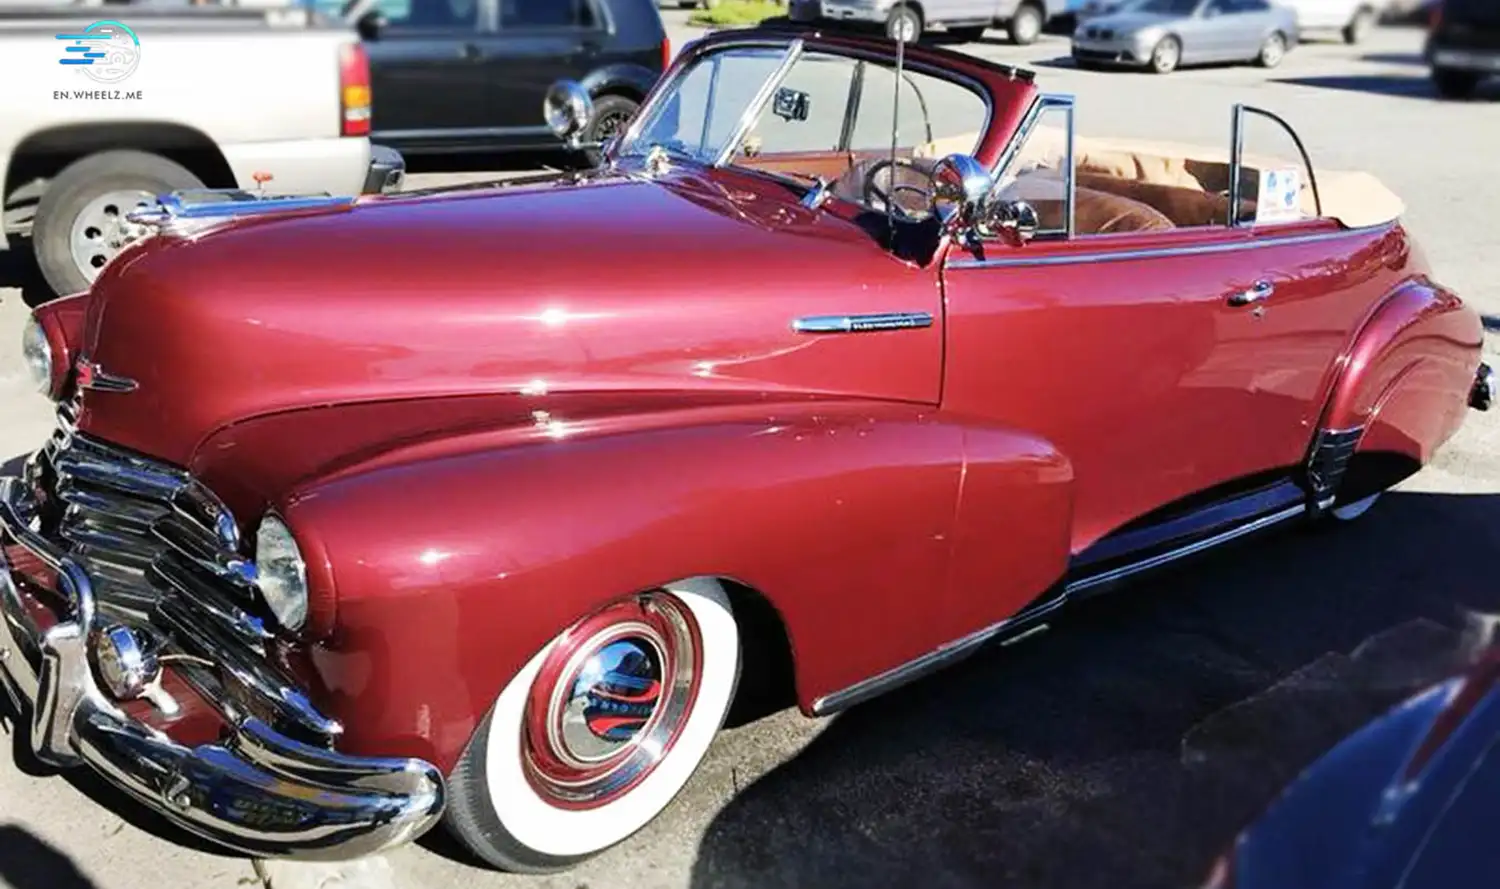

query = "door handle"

[
  {"left": 1228, "top": 280, "right": 1274, "bottom": 307},
  {"left": 458, "top": 42, "right": 481, "bottom": 60}
]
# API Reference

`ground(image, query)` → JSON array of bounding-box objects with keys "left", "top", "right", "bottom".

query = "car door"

[
  {"left": 363, "top": 0, "right": 497, "bottom": 150},
  {"left": 479, "top": 0, "right": 610, "bottom": 146},
  {"left": 1207, "top": 0, "right": 1270, "bottom": 58},
  {"left": 938, "top": 97, "right": 1377, "bottom": 554}
]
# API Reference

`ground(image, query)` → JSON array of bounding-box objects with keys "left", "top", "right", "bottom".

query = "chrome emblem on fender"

[{"left": 75, "top": 358, "right": 138, "bottom": 393}]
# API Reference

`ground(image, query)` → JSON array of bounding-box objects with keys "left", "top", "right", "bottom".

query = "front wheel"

[
  {"left": 1256, "top": 31, "right": 1287, "bottom": 68},
  {"left": 1149, "top": 35, "right": 1181, "bottom": 74},
  {"left": 443, "top": 579, "right": 741, "bottom": 872},
  {"left": 582, "top": 94, "right": 639, "bottom": 166},
  {"left": 31, "top": 149, "right": 204, "bottom": 296},
  {"left": 886, "top": 4, "right": 923, "bottom": 42},
  {"left": 1007, "top": 3, "right": 1043, "bottom": 45}
]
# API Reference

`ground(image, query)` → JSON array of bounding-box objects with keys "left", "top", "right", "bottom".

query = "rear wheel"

[
  {"left": 886, "top": 4, "right": 923, "bottom": 42},
  {"left": 32, "top": 149, "right": 204, "bottom": 297},
  {"left": 1433, "top": 67, "right": 1482, "bottom": 99},
  {"left": 582, "top": 94, "right": 639, "bottom": 166},
  {"left": 1342, "top": 6, "right": 1375, "bottom": 44},
  {"left": 1007, "top": 3, "right": 1044, "bottom": 45},
  {"left": 1149, "top": 35, "right": 1181, "bottom": 74},
  {"left": 1256, "top": 31, "right": 1287, "bottom": 68},
  {"left": 443, "top": 579, "right": 741, "bottom": 872}
]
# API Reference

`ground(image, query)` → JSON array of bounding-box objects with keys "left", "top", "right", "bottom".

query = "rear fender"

[
  {"left": 1317, "top": 277, "right": 1483, "bottom": 464},
  {"left": 579, "top": 64, "right": 659, "bottom": 101},
  {"left": 283, "top": 400, "right": 1070, "bottom": 771}
]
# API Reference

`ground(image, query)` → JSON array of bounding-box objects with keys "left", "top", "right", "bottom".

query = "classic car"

[
  {"left": 0, "top": 24, "right": 1493, "bottom": 874},
  {"left": 1071, "top": 0, "right": 1299, "bottom": 73},
  {"left": 1202, "top": 636, "right": 1500, "bottom": 889}
]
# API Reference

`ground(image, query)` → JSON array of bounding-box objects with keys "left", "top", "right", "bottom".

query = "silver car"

[{"left": 1070, "top": 0, "right": 1299, "bottom": 73}]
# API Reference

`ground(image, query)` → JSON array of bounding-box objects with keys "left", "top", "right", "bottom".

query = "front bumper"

[
  {"left": 0, "top": 475, "right": 444, "bottom": 861},
  {"left": 1071, "top": 39, "right": 1149, "bottom": 65}
]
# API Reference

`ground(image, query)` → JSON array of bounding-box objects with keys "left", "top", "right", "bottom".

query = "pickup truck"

[{"left": 1, "top": 6, "right": 404, "bottom": 297}]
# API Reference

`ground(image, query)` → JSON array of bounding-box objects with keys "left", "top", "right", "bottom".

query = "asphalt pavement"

[{"left": 3, "top": 17, "right": 1500, "bottom": 889}]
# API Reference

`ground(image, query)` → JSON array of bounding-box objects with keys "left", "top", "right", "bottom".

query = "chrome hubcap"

[
  {"left": 1264, "top": 37, "right": 1284, "bottom": 64},
  {"left": 69, "top": 189, "right": 158, "bottom": 282},
  {"left": 894, "top": 16, "right": 916, "bottom": 42},
  {"left": 1157, "top": 43, "right": 1179, "bottom": 69},
  {"left": 523, "top": 594, "right": 701, "bottom": 809}
]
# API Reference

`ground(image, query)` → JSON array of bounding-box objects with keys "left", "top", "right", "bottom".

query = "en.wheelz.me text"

[{"left": 53, "top": 89, "right": 143, "bottom": 100}]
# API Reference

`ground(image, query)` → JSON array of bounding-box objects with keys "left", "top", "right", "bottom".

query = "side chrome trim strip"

[
  {"left": 946, "top": 224, "right": 1395, "bottom": 270},
  {"left": 810, "top": 593, "right": 1068, "bottom": 716},
  {"left": 813, "top": 491, "right": 1313, "bottom": 716},
  {"left": 791, "top": 312, "right": 934, "bottom": 334},
  {"left": 1064, "top": 503, "right": 1306, "bottom": 597}
]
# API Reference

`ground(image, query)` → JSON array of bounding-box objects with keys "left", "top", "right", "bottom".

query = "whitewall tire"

[{"left": 444, "top": 578, "right": 740, "bottom": 872}]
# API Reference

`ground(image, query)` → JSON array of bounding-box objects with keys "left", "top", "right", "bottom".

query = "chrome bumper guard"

[
  {"left": 1472, "top": 362, "right": 1495, "bottom": 412},
  {"left": 0, "top": 476, "right": 444, "bottom": 861}
]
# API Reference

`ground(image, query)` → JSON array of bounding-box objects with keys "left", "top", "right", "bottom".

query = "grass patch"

[{"left": 688, "top": 0, "right": 786, "bottom": 27}]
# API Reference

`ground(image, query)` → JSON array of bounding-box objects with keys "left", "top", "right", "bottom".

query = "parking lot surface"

[{"left": 3, "top": 17, "right": 1499, "bottom": 889}]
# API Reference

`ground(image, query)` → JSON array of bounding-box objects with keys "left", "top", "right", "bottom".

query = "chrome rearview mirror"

[
  {"left": 986, "top": 199, "right": 1041, "bottom": 244},
  {"left": 544, "top": 80, "right": 595, "bottom": 149},
  {"left": 931, "top": 154, "right": 994, "bottom": 240}
]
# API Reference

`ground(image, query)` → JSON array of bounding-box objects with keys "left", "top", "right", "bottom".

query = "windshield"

[
  {"left": 617, "top": 41, "right": 992, "bottom": 208},
  {"left": 1131, "top": 0, "right": 1201, "bottom": 14}
]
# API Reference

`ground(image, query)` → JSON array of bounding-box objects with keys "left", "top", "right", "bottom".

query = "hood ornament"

[{"left": 76, "top": 358, "right": 137, "bottom": 393}]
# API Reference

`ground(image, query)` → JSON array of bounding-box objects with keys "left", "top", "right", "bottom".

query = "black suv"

[
  {"left": 1426, "top": 0, "right": 1500, "bottom": 99},
  {"left": 333, "top": 0, "right": 669, "bottom": 156}
]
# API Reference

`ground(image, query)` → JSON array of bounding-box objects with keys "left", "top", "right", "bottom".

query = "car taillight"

[
  {"left": 339, "top": 42, "right": 372, "bottom": 137},
  {"left": 662, "top": 35, "right": 672, "bottom": 71}
]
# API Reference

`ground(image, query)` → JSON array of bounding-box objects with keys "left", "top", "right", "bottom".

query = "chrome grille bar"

[{"left": 30, "top": 417, "right": 342, "bottom": 745}]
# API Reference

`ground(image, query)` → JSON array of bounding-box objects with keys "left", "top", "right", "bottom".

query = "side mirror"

[
  {"left": 986, "top": 200, "right": 1040, "bottom": 243},
  {"left": 544, "top": 80, "right": 595, "bottom": 150},
  {"left": 355, "top": 9, "right": 386, "bottom": 40},
  {"left": 931, "top": 154, "right": 994, "bottom": 239}
]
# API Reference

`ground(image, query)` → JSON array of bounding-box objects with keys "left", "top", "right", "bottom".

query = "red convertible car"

[{"left": 0, "top": 26, "right": 1492, "bottom": 873}]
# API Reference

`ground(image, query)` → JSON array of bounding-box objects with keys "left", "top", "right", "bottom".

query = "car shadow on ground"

[
  {"left": 689, "top": 488, "right": 1500, "bottom": 889},
  {"left": 0, "top": 824, "right": 99, "bottom": 889},
  {"left": 1273, "top": 74, "right": 1500, "bottom": 100}
]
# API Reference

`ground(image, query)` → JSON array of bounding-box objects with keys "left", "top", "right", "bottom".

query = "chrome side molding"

[{"left": 791, "top": 312, "right": 934, "bottom": 334}]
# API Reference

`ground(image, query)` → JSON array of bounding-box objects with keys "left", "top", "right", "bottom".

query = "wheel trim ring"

[
  {"left": 68, "top": 189, "right": 158, "bottom": 281},
  {"left": 521, "top": 594, "right": 704, "bottom": 811}
]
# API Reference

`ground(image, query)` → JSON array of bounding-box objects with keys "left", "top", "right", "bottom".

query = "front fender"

[
  {"left": 278, "top": 400, "right": 1069, "bottom": 772},
  {"left": 579, "top": 63, "right": 659, "bottom": 101},
  {"left": 1317, "top": 277, "right": 1482, "bottom": 463}
]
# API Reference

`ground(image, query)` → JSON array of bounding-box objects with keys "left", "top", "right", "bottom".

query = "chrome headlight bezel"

[
  {"left": 255, "top": 514, "right": 309, "bottom": 632},
  {"left": 21, "top": 315, "right": 53, "bottom": 395}
]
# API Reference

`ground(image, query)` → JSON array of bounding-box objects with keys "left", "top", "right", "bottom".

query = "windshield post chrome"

[{"left": 712, "top": 39, "right": 807, "bottom": 169}]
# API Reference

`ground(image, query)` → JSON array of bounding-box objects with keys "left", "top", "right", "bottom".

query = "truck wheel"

[
  {"left": 32, "top": 150, "right": 203, "bottom": 296},
  {"left": 1432, "top": 67, "right": 1481, "bottom": 99},
  {"left": 581, "top": 94, "right": 639, "bottom": 167},
  {"left": 444, "top": 579, "right": 741, "bottom": 872},
  {"left": 1342, "top": 6, "right": 1374, "bottom": 44},
  {"left": 1007, "top": 3, "right": 1043, "bottom": 45},
  {"left": 886, "top": 5, "right": 922, "bottom": 42}
]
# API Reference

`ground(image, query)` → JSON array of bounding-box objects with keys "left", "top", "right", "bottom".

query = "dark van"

[
  {"left": 1426, "top": 0, "right": 1500, "bottom": 98},
  {"left": 335, "top": 0, "right": 670, "bottom": 156}
]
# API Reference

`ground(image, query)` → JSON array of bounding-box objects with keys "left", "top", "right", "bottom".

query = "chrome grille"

[{"left": 26, "top": 401, "right": 341, "bottom": 743}]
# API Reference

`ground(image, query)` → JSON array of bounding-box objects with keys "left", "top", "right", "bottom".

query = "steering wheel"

[{"left": 862, "top": 157, "right": 936, "bottom": 222}]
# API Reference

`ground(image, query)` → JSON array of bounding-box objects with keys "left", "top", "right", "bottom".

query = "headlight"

[
  {"left": 255, "top": 515, "right": 309, "bottom": 631},
  {"left": 21, "top": 316, "right": 52, "bottom": 395}
]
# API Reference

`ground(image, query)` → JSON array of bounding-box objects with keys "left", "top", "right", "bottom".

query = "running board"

[{"left": 810, "top": 479, "right": 1312, "bottom": 717}]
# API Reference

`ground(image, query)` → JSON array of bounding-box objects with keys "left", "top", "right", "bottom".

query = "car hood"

[
  {"left": 69, "top": 165, "right": 914, "bottom": 474},
  {"left": 1086, "top": 11, "right": 1181, "bottom": 30}
]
